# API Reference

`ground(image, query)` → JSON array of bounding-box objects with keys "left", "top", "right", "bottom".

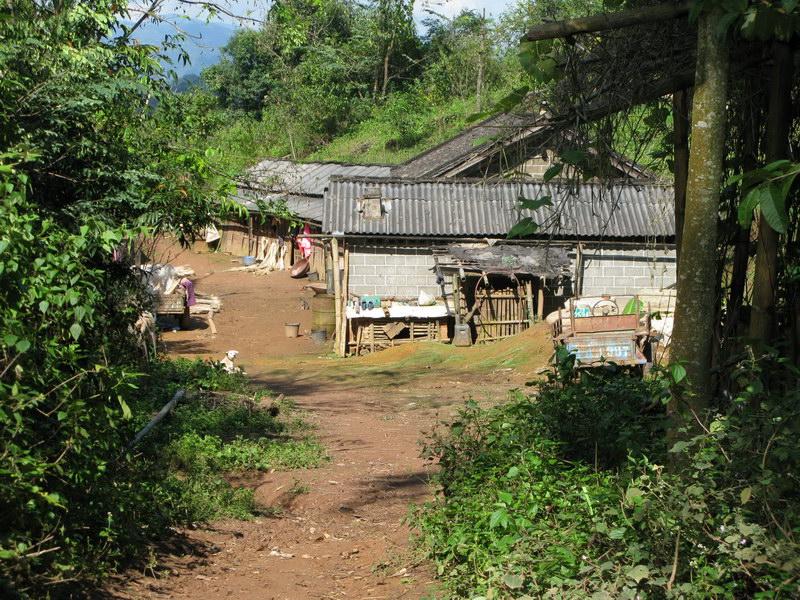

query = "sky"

[
  {"left": 127, "top": 0, "right": 517, "bottom": 76},
  {"left": 129, "top": 0, "right": 516, "bottom": 26}
]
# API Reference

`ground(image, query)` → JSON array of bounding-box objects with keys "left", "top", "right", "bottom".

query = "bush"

[
  {"left": 531, "top": 368, "right": 669, "bottom": 467},
  {"left": 414, "top": 359, "right": 800, "bottom": 598},
  {"left": 0, "top": 171, "right": 153, "bottom": 592}
]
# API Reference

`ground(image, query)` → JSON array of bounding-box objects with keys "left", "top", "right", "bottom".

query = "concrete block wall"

[
  {"left": 347, "top": 240, "right": 675, "bottom": 302},
  {"left": 576, "top": 245, "right": 676, "bottom": 296},
  {"left": 348, "top": 241, "right": 449, "bottom": 300}
]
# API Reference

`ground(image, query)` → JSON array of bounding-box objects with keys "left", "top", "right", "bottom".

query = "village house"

[
  {"left": 226, "top": 109, "right": 677, "bottom": 354},
  {"left": 322, "top": 176, "right": 675, "bottom": 354},
  {"left": 217, "top": 159, "right": 390, "bottom": 278}
]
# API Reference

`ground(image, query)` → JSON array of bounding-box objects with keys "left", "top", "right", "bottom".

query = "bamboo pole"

[
  {"left": 339, "top": 244, "right": 350, "bottom": 356},
  {"left": 331, "top": 238, "right": 342, "bottom": 356}
]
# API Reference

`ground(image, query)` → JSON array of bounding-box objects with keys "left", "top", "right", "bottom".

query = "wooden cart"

[{"left": 551, "top": 297, "right": 651, "bottom": 368}]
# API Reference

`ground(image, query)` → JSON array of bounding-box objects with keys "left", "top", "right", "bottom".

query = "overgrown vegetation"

[
  {"left": 1, "top": 350, "right": 324, "bottom": 595},
  {"left": 0, "top": 2, "right": 321, "bottom": 596},
  {"left": 415, "top": 357, "right": 800, "bottom": 598},
  {"left": 166, "top": 0, "right": 604, "bottom": 169}
]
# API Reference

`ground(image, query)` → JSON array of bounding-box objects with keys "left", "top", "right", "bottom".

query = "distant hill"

[{"left": 126, "top": 17, "right": 237, "bottom": 78}]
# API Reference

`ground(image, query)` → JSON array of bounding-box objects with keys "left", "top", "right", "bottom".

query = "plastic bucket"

[
  {"left": 284, "top": 323, "right": 300, "bottom": 338},
  {"left": 242, "top": 255, "right": 256, "bottom": 266}
]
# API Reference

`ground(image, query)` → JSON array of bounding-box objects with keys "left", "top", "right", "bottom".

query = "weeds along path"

[{"left": 112, "top": 244, "right": 551, "bottom": 599}]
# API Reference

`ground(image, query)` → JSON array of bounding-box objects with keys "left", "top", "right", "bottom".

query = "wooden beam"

[
  {"left": 339, "top": 244, "right": 350, "bottom": 356},
  {"left": 523, "top": 1, "right": 690, "bottom": 42},
  {"left": 537, "top": 285, "right": 545, "bottom": 322},
  {"left": 525, "top": 280, "right": 535, "bottom": 324},
  {"left": 331, "top": 238, "right": 342, "bottom": 357}
]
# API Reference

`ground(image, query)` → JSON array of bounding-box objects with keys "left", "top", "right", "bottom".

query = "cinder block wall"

[
  {"left": 577, "top": 245, "right": 676, "bottom": 296},
  {"left": 348, "top": 241, "right": 449, "bottom": 300},
  {"left": 347, "top": 240, "right": 675, "bottom": 302}
]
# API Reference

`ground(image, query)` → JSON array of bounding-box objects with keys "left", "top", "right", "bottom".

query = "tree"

[
  {"left": 669, "top": 7, "right": 729, "bottom": 408},
  {"left": 748, "top": 40, "right": 794, "bottom": 343}
]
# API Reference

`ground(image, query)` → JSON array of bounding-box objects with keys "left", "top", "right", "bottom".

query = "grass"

[
  {"left": 135, "top": 358, "right": 327, "bottom": 523},
  {"left": 205, "top": 91, "right": 509, "bottom": 175},
  {"left": 309, "top": 95, "right": 500, "bottom": 165}
]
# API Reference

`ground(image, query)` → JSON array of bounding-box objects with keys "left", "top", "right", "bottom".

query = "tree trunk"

[
  {"left": 726, "top": 106, "right": 759, "bottom": 343},
  {"left": 523, "top": 1, "right": 690, "bottom": 41},
  {"left": 476, "top": 9, "right": 486, "bottom": 113},
  {"left": 672, "top": 89, "right": 689, "bottom": 269},
  {"left": 381, "top": 36, "right": 394, "bottom": 99},
  {"left": 670, "top": 10, "right": 729, "bottom": 410},
  {"left": 749, "top": 41, "right": 793, "bottom": 343}
]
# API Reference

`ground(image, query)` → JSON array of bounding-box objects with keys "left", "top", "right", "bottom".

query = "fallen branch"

[{"left": 523, "top": 1, "right": 691, "bottom": 42}]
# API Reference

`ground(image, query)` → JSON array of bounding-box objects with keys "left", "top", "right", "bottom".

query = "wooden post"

[
  {"left": 331, "top": 238, "right": 342, "bottom": 356},
  {"left": 128, "top": 389, "right": 185, "bottom": 450},
  {"left": 339, "top": 244, "right": 350, "bottom": 356},
  {"left": 452, "top": 274, "right": 461, "bottom": 325},
  {"left": 247, "top": 215, "right": 254, "bottom": 257},
  {"left": 537, "top": 284, "right": 545, "bottom": 322},
  {"left": 525, "top": 280, "right": 535, "bottom": 325}
]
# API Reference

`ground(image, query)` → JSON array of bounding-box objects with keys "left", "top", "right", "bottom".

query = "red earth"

[{"left": 107, "top": 241, "right": 552, "bottom": 599}]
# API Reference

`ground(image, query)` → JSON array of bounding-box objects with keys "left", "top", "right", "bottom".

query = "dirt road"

[{"left": 113, "top": 243, "right": 551, "bottom": 599}]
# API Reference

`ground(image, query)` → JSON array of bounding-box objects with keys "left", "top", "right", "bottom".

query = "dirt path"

[{"left": 112, "top": 243, "right": 551, "bottom": 599}]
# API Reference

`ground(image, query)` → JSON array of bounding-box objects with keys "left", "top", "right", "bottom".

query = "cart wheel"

[{"left": 592, "top": 298, "right": 619, "bottom": 316}]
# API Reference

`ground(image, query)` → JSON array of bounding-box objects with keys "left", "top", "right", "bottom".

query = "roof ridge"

[{"left": 328, "top": 175, "right": 673, "bottom": 188}]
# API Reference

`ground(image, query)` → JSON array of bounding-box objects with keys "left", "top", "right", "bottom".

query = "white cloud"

[
  {"left": 415, "top": 0, "right": 512, "bottom": 21},
  {"left": 127, "top": 0, "right": 513, "bottom": 27}
]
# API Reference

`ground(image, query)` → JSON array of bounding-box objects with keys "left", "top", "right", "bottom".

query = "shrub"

[
  {"left": 415, "top": 359, "right": 800, "bottom": 599},
  {"left": 531, "top": 368, "right": 670, "bottom": 467}
]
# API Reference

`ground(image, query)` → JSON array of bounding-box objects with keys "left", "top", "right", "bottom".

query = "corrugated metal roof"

[
  {"left": 246, "top": 159, "right": 392, "bottom": 196},
  {"left": 233, "top": 160, "right": 391, "bottom": 222},
  {"left": 323, "top": 178, "right": 674, "bottom": 239}
]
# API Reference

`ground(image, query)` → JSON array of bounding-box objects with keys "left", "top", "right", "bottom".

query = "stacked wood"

[{"left": 194, "top": 292, "right": 221, "bottom": 312}]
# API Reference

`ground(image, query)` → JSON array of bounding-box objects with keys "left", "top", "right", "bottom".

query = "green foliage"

[
  {"left": 0, "top": 165, "right": 152, "bottom": 592},
  {"left": 309, "top": 92, "right": 511, "bottom": 164},
  {"left": 731, "top": 160, "right": 799, "bottom": 234},
  {"left": 531, "top": 370, "right": 669, "bottom": 467},
  {"left": 0, "top": 2, "right": 234, "bottom": 240},
  {"left": 168, "top": 433, "right": 326, "bottom": 473},
  {"left": 415, "top": 359, "right": 800, "bottom": 598}
]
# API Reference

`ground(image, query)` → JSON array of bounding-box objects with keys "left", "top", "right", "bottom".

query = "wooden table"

[{"left": 348, "top": 317, "right": 449, "bottom": 356}]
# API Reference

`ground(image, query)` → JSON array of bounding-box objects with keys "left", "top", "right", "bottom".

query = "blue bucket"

[{"left": 242, "top": 255, "right": 256, "bottom": 266}]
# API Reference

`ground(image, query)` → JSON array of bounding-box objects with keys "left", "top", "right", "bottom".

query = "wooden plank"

[
  {"left": 525, "top": 281, "right": 534, "bottom": 324},
  {"left": 537, "top": 285, "right": 545, "bottom": 322}
]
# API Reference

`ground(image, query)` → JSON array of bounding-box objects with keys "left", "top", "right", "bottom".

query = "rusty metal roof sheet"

[{"left": 323, "top": 177, "right": 674, "bottom": 239}]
